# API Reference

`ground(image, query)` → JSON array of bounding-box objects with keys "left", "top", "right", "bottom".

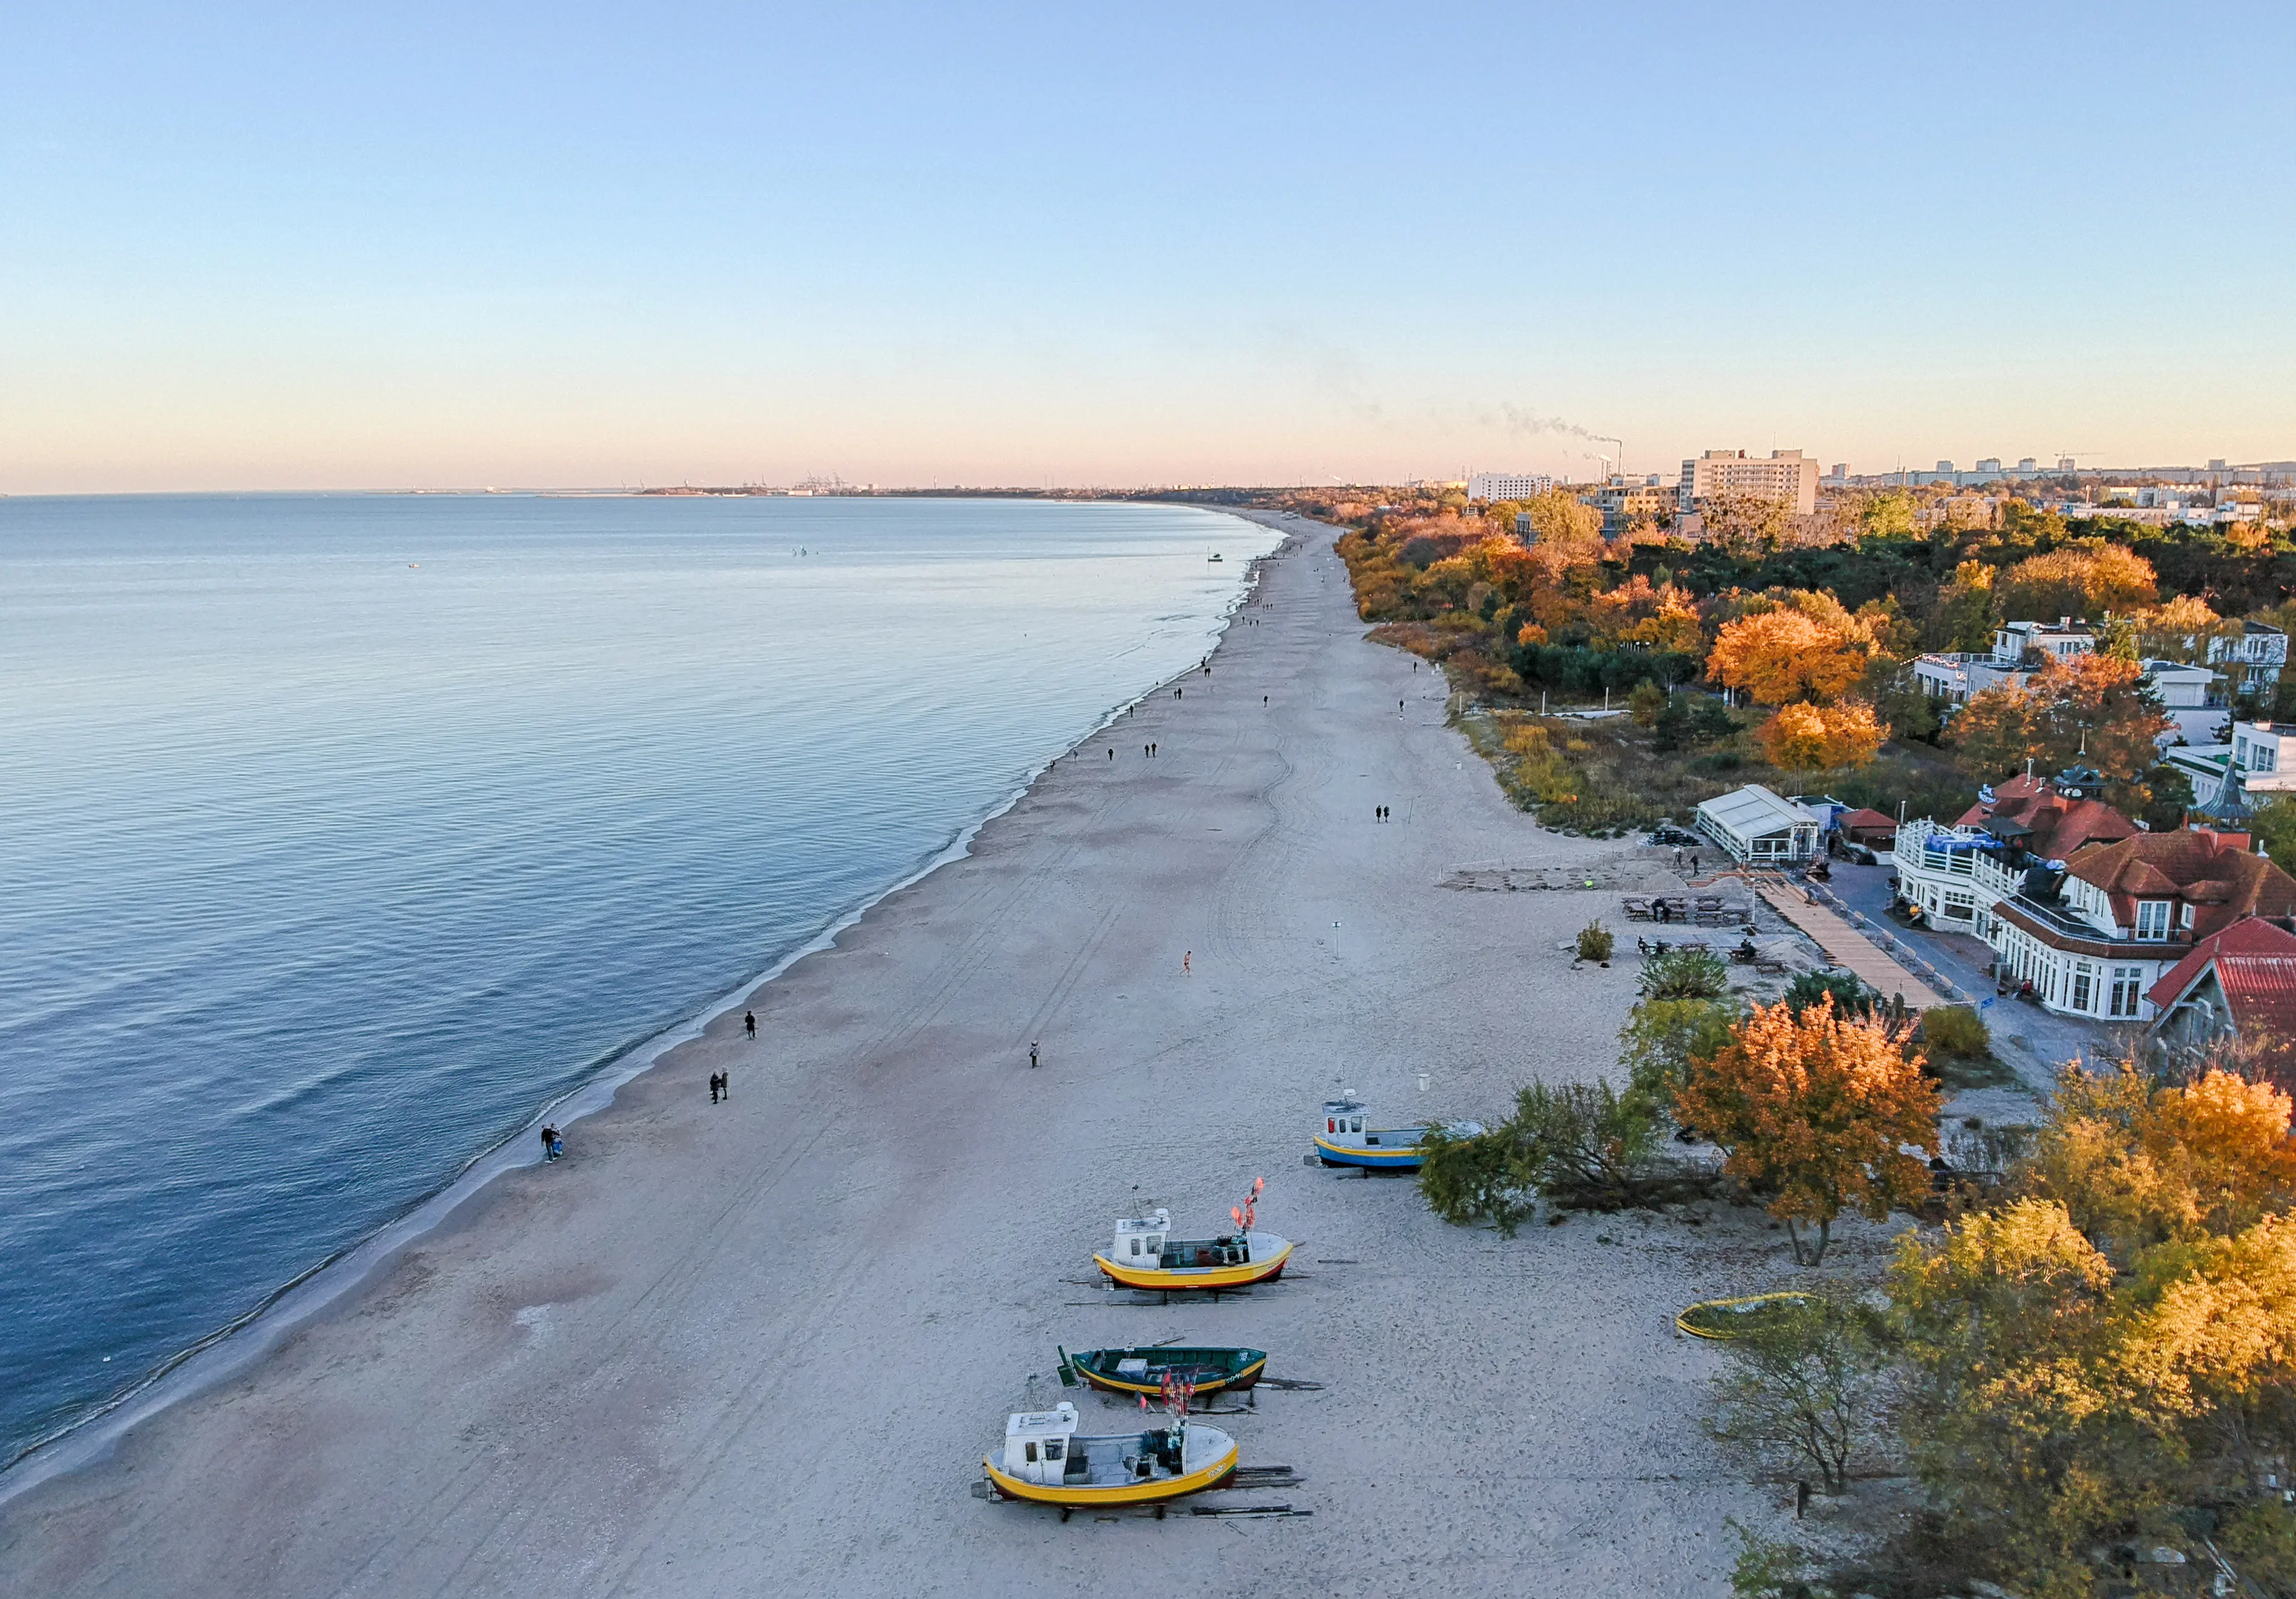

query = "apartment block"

[
  {"left": 1467, "top": 472, "right": 1554, "bottom": 503},
  {"left": 1677, "top": 450, "right": 1819, "bottom": 516}
]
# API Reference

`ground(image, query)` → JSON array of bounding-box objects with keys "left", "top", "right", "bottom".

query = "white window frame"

[{"left": 2136, "top": 900, "right": 2172, "bottom": 940}]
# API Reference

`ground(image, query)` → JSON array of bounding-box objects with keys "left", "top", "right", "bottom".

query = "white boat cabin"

[
  {"left": 1112, "top": 1208, "right": 1173, "bottom": 1265},
  {"left": 1109, "top": 1206, "right": 1262, "bottom": 1270},
  {"left": 1003, "top": 1403, "right": 1082, "bottom": 1487},
  {"left": 1322, "top": 1099, "right": 1373, "bottom": 1141},
  {"left": 1319, "top": 1099, "right": 1431, "bottom": 1148}
]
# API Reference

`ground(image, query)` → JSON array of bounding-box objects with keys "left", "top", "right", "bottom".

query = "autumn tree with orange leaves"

[
  {"left": 1706, "top": 609, "right": 1869, "bottom": 705},
  {"left": 1674, "top": 995, "right": 1938, "bottom": 1265},
  {"left": 1949, "top": 650, "right": 2171, "bottom": 784}
]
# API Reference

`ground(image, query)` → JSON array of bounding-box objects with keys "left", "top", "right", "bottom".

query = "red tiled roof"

[
  {"left": 1956, "top": 774, "right": 2139, "bottom": 862},
  {"left": 1840, "top": 808, "right": 1895, "bottom": 831},
  {"left": 2072, "top": 831, "right": 2296, "bottom": 941},
  {"left": 2147, "top": 916, "right": 2296, "bottom": 1035}
]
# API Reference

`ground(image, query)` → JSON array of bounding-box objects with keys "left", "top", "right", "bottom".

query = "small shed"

[
  {"left": 1839, "top": 808, "right": 1898, "bottom": 849},
  {"left": 1695, "top": 784, "right": 1823, "bottom": 865}
]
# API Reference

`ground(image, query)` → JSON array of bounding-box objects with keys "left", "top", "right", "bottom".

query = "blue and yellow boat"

[
  {"left": 1314, "top": 1098, "right": 1479, "bottom": 1170},
  {"left": 982, "top": 1402, "right": 1238, "bottom": 1508}
]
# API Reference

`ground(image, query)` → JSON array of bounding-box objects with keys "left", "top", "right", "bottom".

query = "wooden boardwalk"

[{"left": 1750, "top": 882, "right": 1952, "bottom": 1008}]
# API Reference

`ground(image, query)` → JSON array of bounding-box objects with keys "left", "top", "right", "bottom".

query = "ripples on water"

[{"left": 0, "top": 493, "right": 1276, "bottom": 1463}]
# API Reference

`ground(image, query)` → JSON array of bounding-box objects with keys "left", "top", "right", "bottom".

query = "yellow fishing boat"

[
  {"left": 982, "top": 1401, "right": 1238, "bottom": 1509},
  {"left": 1091, "top": 1180, "right": 1292, "bottom": 1292}
]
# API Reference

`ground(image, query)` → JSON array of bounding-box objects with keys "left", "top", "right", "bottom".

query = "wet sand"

[{"left": 0, "top": 513, "right": 1780, "bottom": 1596}]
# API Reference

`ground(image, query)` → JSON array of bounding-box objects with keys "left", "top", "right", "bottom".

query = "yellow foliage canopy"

[
  {"left": 1706, "top": 609, "right": 1870, "bottom": 704},
  {"left": 2029, "top": 1063, "right": 2296, "bottom": 1262},
  {"left": 1756, "top": 701, "right": 1888, "bottom": 771},
  {"left": 1996, "top": 544, "right": 2158, "bottom": 622}
]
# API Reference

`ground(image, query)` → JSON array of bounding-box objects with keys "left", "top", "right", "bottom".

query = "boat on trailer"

[
  {"left": 1058, "top": 1344, "right": 1268, "bottom": 1398},
  {"left": 982, "top": 1401, "right": 1238, "bottom": 1508},
  {"left": 1091, "top": 1181, "right": 1291, "bottom": 1292},
  {"left": 1314, "top": 1097, "right": 1480, "bottom": 1169}
]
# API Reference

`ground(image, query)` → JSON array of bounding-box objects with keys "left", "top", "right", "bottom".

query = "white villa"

[
  {"left": 1988, "top": 827, "right": 2296, "bottom": 1022},
  {"left": 2147, "top": 659, "right": 2227, "bottom": 746},
  {"left": 1892, "top": 769, "right": 2137, "bottom": 941},
  {"left": 1913, "top": 619, "right": 2096, "bottom": 708},
  {"left": 2164, "top": 722, "right": 2296, "bottom": 811}
]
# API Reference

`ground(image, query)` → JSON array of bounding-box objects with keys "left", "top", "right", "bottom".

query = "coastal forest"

[
  {"left": 1291, "top": 482, "right": 2296, "bottom": 857},
  {"left": 1299, "top": 484, "right": 2296, "bottom": 1596}
]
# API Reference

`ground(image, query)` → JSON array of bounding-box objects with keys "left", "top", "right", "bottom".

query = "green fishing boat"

[{"left": 1057, "top": 1344, "right": 1269, "bottom": 1398}]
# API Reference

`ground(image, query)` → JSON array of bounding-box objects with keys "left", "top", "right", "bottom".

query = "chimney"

[{"left": 2190, "top": 823, "right": 2251, "bottom": 855}]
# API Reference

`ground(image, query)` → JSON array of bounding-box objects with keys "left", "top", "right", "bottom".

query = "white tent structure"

[{"left": 1694, "top": 784, "right": 1822, "bottom": 865}]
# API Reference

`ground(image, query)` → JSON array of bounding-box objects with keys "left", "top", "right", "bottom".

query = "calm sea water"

[{"left": 0, "top": 493, "right": 1275, "bottom": 1466}]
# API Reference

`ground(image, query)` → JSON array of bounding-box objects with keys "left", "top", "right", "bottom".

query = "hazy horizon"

[{"left": 5, "top": 2, "right": 2290, "bottom": 495}]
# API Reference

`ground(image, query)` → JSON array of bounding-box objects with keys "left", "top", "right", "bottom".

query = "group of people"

[{"left": 1374, "top": 805, "right": 1391, "bottom": 822}]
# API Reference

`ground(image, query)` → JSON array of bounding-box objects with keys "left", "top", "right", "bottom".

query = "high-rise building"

[
  {"left": 1467, "top": 471, "right": 1554, "bottom": 502},
  {"left": 1677, "top": 450, "right": 1819, "bottom": 516}
]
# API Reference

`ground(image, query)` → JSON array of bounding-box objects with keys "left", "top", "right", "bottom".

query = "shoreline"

[
  {"left": 5, "top": 509, "right": 1786, "bottom": 1598},
  {"left": 0, "top": 516, "right": 1281, "bottom": 1503}
]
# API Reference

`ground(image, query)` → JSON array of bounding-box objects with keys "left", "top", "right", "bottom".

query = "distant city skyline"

[{"left": 3, "top": 2, "right": 2291, "bottom": 494}]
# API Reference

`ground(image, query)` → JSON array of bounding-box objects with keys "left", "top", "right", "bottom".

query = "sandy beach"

[{"left": 1, "top": 513, "right": 1796, "bottom": 1596}]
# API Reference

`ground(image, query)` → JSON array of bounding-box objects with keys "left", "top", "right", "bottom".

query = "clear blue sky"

[{"left": 4, "top": 2, "right": 2289, "bottom": 491}]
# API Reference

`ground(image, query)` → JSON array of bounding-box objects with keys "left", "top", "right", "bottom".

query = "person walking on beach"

[
  {"left": 744, "top": 1010, "right": 756, "bottom": 1039},
  {"left": 541, "top": 1126, "right": 561, "bottom": 1161},
  {"left": 1029, "top": 1041, "right": 1039, "bottom": 1069},
  {"left": 1182, "top": 950, "right": 1191, "bottom": 976}
]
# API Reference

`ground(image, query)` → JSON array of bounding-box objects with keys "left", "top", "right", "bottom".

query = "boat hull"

[
  {"left": 1313, "top": 1135, "right": 1425, "bottom": 1169},
  {"left": 1092, "top": 1240, "right": 1293, "bottom": 1292},
  {"left": 982, "top": 1436, "right": 1239, "bottom": 1506},
  {"left": 1068, "top": 1349, "right": 1268, "bottom": 1396}
]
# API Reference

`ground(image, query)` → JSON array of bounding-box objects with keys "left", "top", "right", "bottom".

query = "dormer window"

[{"left": 2135, "top": 900, "right": 2172, "bottom": 940}]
